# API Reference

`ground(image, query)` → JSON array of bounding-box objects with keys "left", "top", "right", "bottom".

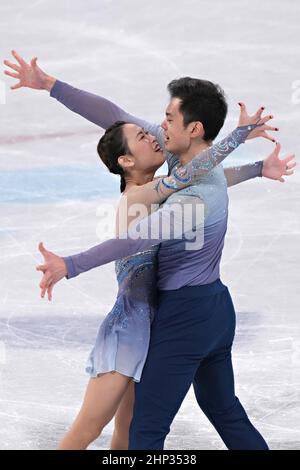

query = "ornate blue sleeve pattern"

[{"left": 158, "top": 123, "right": 261, "bottom": 191}]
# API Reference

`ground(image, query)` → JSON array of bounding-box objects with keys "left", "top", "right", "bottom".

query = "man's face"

[{"left": 161, "top": 98, "right": 193, "bottom": 155}]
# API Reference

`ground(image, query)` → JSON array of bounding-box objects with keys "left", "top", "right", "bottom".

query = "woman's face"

[{"left": 121, "top": 124, "right": 165, "bottom": 172}]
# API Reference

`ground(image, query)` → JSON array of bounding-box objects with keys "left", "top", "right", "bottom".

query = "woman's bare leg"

[
  {"left": 57, "top": 372, "right": 131, "bottom": 450},
  {"left": 110, "top": 381, "right": 135, "bottom": 450}
]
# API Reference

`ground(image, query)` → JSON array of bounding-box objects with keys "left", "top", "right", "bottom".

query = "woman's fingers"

[
  {"left": 238, "top": 102, "right": 248, "bottom": 117},
  {"left": 261, "top": 131, "right": 276, "bottom": 142},
  {"left": 284, "top": 169, "right": 294, "bottom": 175},
  {"left": 274, "top": 142, "right": 281, "bottom": 153},
  {"left": 260, "top": 124, "right": 279, "bottom": 132},
  {"left": 259, "top": 114, "right": 274, "bottom": 124},
  {"left": 3, "top": 59, "right": 20, "bottom": 72},
  {"left": 254, "top": 106, "right": 265, "bottom": 120},
  {"left": 11, "top": 50, "right": 27, "bottom": 67}
]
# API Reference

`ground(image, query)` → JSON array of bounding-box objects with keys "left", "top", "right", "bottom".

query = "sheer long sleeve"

[
  {"left": 49, "top": 80, "right": 173, "bottom": 164},
  {"left": 63, "top": 194, "right": 203, "bottom": 279},
  {"left": 167, "top": 124, "right": 261, "bottom": 187},
  {"left": 50, "top": 79, "right": 161, "bottom": 133},
  {"left": 224, "top": 161, "right": 263, "bottom": 187}
]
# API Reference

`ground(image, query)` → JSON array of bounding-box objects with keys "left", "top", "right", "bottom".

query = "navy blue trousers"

[{"left": 129, "top": 279, "right": 268, "bottom": 450}]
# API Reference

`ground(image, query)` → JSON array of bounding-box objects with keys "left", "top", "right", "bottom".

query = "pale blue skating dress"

[{"left": 86, "top": 247, "right": 158, "bottom": 382}]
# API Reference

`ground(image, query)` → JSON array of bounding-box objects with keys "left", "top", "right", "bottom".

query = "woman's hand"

[
  {"left": 36, "top": 242, "right": 67, "bottom": 301},
  {"left": 3, "top": 50, "right": 55, "bottom": 91},
  {"left": 237, "top": 102, "right": 279, "bottom": 142}
]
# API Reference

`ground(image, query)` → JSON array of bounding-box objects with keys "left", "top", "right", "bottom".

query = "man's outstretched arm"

[
  {"left": 224, "top": 142, "right": 296, "bottom": 187},
  {"left": 36, "top": 192, "right": 204, "bottom": 300},
  {"left": 223, "top": 161, "right": 264, "bottom": 187}
]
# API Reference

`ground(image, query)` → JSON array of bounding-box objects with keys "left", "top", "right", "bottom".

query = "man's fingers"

[
  {"left": 40, "top": 278, "right": 52, "bottom": 289},
  {"left": 39, "top": 273, "right": 52, "bottom": 289},
  {"left": 283, "top": 154, "right": 296, "bottom": 164},
  {"left": 3, "top": 59, "right": 20, "bottom": 72},
  {"left": 36, "top": 264, "right": 47, "bottom": 272},
  {"left": 11, "top": 50, "right": 27, "bottom": 67},
  {"left": 284, "top": 170, "right": 294, "bottom": 176},
  {"left": 10, "top": 82, "right": 22, "bottom": 90},
  {"left": 30, "top": 57, "right": 38, "bottom": 67},
  {"left": 39, "top": 268, "right": 53, "bottom": 297},
  {"left": 286, "top": 161, "right": 297, "bottom": 169},
  {"left": 4, "top": 70, "right": 19, "bottom": 79},
  {"left": 38, "top": 241, "right": 48, "bottom": 257},
  {"left": 47, "top": 283, "right": 54, "bottom": 302},
  {"left": 279, "top": 177, "right": 285, "bottom": 183}
]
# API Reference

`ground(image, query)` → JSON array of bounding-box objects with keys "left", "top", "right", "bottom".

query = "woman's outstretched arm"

[{"left": 4, "top": 51, "right": 172, "bottom": 165}]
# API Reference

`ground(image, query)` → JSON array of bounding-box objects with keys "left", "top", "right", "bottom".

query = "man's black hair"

[{"left": 167, "top": 77, "right": 228, "bottom": 141}]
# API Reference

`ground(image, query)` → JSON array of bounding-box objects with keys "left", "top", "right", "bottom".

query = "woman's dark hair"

[
  {"left": 167, "top": 77, "right": 228, "bottom": 141},
  {"left": 97, "top": 121, "right": 131, "bottom": 193}
]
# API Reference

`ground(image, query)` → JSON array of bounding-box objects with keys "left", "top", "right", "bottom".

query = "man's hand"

[
  {"left": 3, "top": 50, "right": 55, "bottom": 91},
  {"left": 36, "top": 242, "right": 67, "bottom": 301},
  {"left": 262, "top": 142, "right": 296, "bottom": 182},
  {"left": 237, "top": 102, "right": 278, "bottom": 142}
]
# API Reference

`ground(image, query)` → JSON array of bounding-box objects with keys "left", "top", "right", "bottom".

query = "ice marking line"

[
  {"left": 0, "top": 129, "right": 100, "bottom": 145},
  {"left": 0, "top": 398, "right": 76, "bottom": 410},
  {"left": 0, "top": 410, "right": 68, "bottom": 428}
]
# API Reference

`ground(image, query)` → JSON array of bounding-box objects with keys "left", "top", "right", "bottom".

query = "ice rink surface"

[{"left": 0, "top": 0, "right": 300, "bottom": 450}]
